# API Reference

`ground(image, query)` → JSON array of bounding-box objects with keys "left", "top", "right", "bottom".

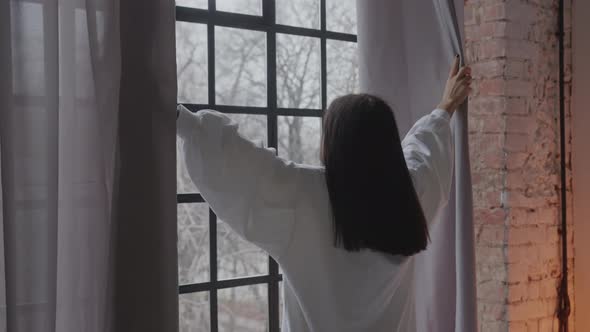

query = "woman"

[{"left": 177, "top": 56, "right": 471, "bottom": 331}]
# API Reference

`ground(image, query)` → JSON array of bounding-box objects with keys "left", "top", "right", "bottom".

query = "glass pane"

[
  {"left": 217, "top": 218, "right": 268, "bottom": 279},
  {"left": 216, "top": 27, "right": 266, "bottom": 107},
  {"left": 217, "top": 0, "right": 262, "bottom": 16},
  {"left": 326, "top": 0, "right": 357, "bottom": 34},
  {"left": 176, "top": 0, "right": 207, "bottom": 8},
  {"left": 176, "top": 22, "right": 208, "bottom": 104},
  {"left": 179, "top": 292, "right": 210, "bottom": 332},
  {"left": 277, "top": 34, "right": 321, "bottom": 109},
  {"left": 177, "top": 136, "right": 199, "bottom": 193},
  {"left": 327, "top": 39, "right": 359, "bottom": 105},
  {"left": 178, "top": 204, "right": 210, "bottom": 284},
  {"left": 226, "top": 114, "right": 267, "bottom": 144},
  {"left": 276, "top": 0, "right": 320, "bottom": 29},
  {"left": 278, "top": 116, "right": 322, "bottom": 165},
  {"left": 218, "top": 284, "right": 268, "bottom": 332}
]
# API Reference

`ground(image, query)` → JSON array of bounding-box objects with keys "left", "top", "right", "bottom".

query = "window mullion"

[
  {"left": 207, "top": 2, "right": 219, "bottom": 332},
  {"left": 262, "top": 1, "right": 281, "bottom": 331},
  {"left": 320, "top": 0, "right": 327, "bottom": 111},
  {"left": 209, "top": 209, "right": 218, "bottom": 332}
]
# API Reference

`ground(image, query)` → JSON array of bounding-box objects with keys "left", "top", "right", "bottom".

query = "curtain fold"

[
  {"left": 356, "top": 1, "right": 477, "bottom": 331},
  {"left": 0, "top": 0, "right": 177, "bottom": 331},
  {"left": 112, "top": 1, "right": 178, "bottom": 331}
]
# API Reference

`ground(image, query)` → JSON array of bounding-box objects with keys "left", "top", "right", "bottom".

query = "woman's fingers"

[
  {"left": 456, "top": 65, "right": 471, "bottom": 78},
  {"left": 457, "top": 83, "right": 471, "bottom": 100},
  {"left": 457, "top": 75, "right": 472, "bottom": 86},
  {"left": 449, "top": 55, "right": 460, "bottom": 77}
]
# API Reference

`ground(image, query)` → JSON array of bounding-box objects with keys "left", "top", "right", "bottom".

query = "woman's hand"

[{"left": 437, "top": 55, "right": 472, "bottom": 115}]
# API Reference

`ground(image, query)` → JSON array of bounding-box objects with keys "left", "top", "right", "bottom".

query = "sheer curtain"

[
  {"left": 356, "top": 1, "right": 478, "bottom": 331},
  {"left": 0, "top": 1, "right": 177, "bottom": 331}
]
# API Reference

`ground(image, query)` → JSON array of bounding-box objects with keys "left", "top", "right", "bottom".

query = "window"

[{"left": 176, "top": 0, "right": 358, "bottom": 330}]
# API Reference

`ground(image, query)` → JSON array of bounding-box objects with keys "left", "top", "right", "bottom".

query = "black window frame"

[{"left": 176, "top": 1, "right": 357, "bottom": 331}]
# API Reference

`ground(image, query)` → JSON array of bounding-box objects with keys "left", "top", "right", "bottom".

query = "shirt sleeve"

[
  {"left": 402, "top": 109, "right": 454, "bottom": 226},
  {"left": 177, "top": 105, "right": 299, "bottom": 259}
]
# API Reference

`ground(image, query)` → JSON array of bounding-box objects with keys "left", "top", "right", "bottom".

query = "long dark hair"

[{"left": 322, "top": 94, "right": 429, "bottom": 257}]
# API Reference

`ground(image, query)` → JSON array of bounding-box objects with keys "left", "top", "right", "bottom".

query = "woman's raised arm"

[{"left": 177, "top": 106, "right": 300, "bottom": 259}]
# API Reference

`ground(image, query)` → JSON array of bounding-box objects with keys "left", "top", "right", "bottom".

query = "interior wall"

[{"left": 572, "top": 0, "right": 590, "bottom": 329}]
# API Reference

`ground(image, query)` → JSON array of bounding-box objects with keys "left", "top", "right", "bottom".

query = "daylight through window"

[{"left": 176, "top": 1, "right": 358, "bottom": 331}]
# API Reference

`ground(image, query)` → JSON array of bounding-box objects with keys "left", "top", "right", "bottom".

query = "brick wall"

[{"left": 464, "top": 0, "right": 574, "bottom": 331}]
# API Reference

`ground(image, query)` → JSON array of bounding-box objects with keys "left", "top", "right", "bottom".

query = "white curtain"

[
  {"left": 356, "top": 1, "right": 478, "bottom": 331},
  {"left": 0, "top": 1, "right": 178, "bottom": 331}
]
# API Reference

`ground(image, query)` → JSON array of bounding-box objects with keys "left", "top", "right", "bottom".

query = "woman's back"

[
  {"left": 279, "top": 165, "right": 418, "bottom": 331},
  {"left": 176, "top": 102, "right": 454, "bottom": 331}
]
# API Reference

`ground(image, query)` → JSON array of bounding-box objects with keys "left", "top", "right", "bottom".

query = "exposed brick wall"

[{"left": 464, "top": 0, "right": 574, "bottom": 331}]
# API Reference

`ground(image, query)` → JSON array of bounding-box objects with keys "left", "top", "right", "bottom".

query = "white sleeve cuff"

[
  {"left": 177, "top": 105, "right": 196, "bottom": 140},
  {"left": 432, "top": 108, "right": 451, "bottom": 121}
]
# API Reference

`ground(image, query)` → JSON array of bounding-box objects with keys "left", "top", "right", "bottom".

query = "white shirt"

[{"left": 177, "top": 106, "right": 454, "bottom": 332}]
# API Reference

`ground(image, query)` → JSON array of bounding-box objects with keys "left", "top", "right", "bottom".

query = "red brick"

[
  {"left": 477, "top": 261, "right": 508, "bottom": 282},
  {"left": 505, "top": 115, "right": 536, "bottom": 134},
  {"left": 469, "top": 96, "right": 506, "bottom": 115},
  {"left": 505, "top": 97, "right": 528, "bottom": 115},
  {"left": 502, "top": 190, "right": 553, "bottom": 209},
  {"left": 477, "top": 224, "right": 505, "bottom": 245},
  {"left": 506, "top": 152, "right": 528, "bottom": 170},
  {"left": 479, "top": 303, "right": 506, "bottom": 322},
  {"left": 506, "top": 171, "right": 526, "bottom": 189},
  {"left": 472, "top": 60, "right": 505, "bottom": 78},
  {"left": 470, "top": 113, "right": 504, "bottom": 133},
  {"left": 526, "top": 320, "right": 539, "bottom": 332},
  {"left": 477, "top": 245, "right": 506, "bottom": 266},
  {"left": 465, "top": 4, "right": 477, "bottom": 26},
  {"left": 482, "top": 3, "right": 506, "bottom": 22},
  {"left": 505, "top": 60, "right": 526, "bottom": 79},
  {"left": 465, "top": 0, "right": 572, "bottom": 329},
  {"left": 505, "top": 133, "right": 529, "bottom": 152},
  {"left": 504, "top": 2, "right": 537, "bottom": 24},
  {"left": 538, "top": 317, "right": 557, "bottom": 331},
  {"left": 479, "top": 39, "right": 508, "bottom": 59},
  {"left": 474, "top": 207, "right": 506, "bottom": 225},
  {"left": 475, "top": 189, "right": 503, "bottom": 209},
  {"left": 505, "top": 80, "right": 534, "bottom": 97},
  {"left": 508, "top": 226, "right": 547, "bottom": 246},
  {"left": 479, "top": 279, "right": 506, "bottom": 302},
  {"left": 506, "top": 40, "right": 537, "bottom": 60},
  {"left": 479, "top": 78, "right": 505, "bottom": 96}
]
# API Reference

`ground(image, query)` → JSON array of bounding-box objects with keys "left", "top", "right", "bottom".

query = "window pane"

[
  {"left": 179, "top": 292, "right": 210, "bottom": 332},
  {"left": 177, "top": 136, "right": 199, "bottom": 193},
  {"left": 326, "top": 0, "right": 357, "bottom": 34},
  {"left": 176, "top": 0, "right": 207, "bottom": 9},
  {"left": 225, "top": 114, "right": 267, "bottom": 143},
  {"left": 277, "top": 34, "right": 321, "bottom": 109},
  {"left": 218, "top": 218, "right": 268, "bottom": 279},
  {"left": 217, "top": 0, "right": 261, "bottom": 16},
  {"left": 276, "top": 0, "right": 320, "bottom": 29},
  {"left": 327, "top": 39, "right": 359, "bottom": 105},
  {"left": 216, "top": 27, "right": 266, "bottom": 107},
  {"left": 178, "top": 204, "right": 210, "bottom": 284},
  {"left": 176, "top": 22, "right": 208, "bottom": 104},
  {"left": 278, "top": 116, "right": 322, "bottom": 165},
  {"left": 218, "top": 284, "right": 268, "bottom": 332}
]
